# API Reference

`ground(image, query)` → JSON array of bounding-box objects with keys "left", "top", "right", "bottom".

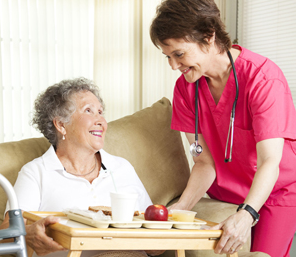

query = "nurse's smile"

[{"left": 181, "top": 67, "right": 191, "bottom": 74}]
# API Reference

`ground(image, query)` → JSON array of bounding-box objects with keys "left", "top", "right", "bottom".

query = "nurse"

[{"left": 150, "top": 0, "right": 296, "bottom": 256}]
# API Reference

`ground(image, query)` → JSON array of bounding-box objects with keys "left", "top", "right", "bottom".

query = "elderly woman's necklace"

[{"left": 64, "top": 156, "right": 97, "bottom": 177}]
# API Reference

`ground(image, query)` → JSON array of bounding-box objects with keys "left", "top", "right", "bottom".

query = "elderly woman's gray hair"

[{"left": 32, "top": 77, "right": 105, "bottom": 146}]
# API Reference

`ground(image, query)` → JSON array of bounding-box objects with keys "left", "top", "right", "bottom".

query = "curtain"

[
  {"left": 93, "top": 0, "right": 180, "bottom": 122},
  {"left": 0, "top": 0, "right": 223, "bottom": 170},
  {"left": 93, "top": 0, "right": 138, "bottom": 122},
  {"left": 93, "top": 0, "right": 223, "bottom": 168},
  {"left": 0, "top": 0, "right": 94, "bottom": 142},
  {"left": 237, "top": 0, "right": 296, "bottom": 105}
]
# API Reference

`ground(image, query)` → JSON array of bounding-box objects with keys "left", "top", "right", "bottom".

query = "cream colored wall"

[
  {"left": 93, "top": 0, "right": 227, "bottom": 170},
  {"left": 93, "top": 0, "right": 180, "bottom": 124}
]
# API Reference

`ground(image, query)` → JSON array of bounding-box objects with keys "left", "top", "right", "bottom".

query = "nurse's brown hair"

[{"left": 150, "top": 0, "right": 232, "bottom": 53}]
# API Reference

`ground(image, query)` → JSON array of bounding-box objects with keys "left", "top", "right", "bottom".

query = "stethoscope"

[{"left": 190, "top": 51, "right": 239, "bottom": 163}]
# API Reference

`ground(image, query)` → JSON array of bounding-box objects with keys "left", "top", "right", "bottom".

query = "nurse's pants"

[{"left": 251, "top": 204, "right": 296, "bottom": 257}]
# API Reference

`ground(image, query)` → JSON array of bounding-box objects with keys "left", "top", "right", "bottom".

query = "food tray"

[
  {"left": 64, "top": 211, "right": 207, "bottom": 230},
  {"left": 65, "top": 212, "right": 143, "bottom": 228}
]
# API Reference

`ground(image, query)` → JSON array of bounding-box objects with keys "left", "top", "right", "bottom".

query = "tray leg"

[
  {"left": 175, "top": 250, "right": 185, "bottom": 257},
  {"left": 67, "top": 250, "right": 82, "bottom": 257}
]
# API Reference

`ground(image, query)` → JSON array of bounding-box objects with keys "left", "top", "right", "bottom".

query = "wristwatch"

[{"left": 237, "top": 203, "right": 260, "bottom": 226}]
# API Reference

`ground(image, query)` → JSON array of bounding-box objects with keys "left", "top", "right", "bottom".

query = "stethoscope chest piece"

[{"left": 190, "top": 141, "right": 203, "bottom": 157}]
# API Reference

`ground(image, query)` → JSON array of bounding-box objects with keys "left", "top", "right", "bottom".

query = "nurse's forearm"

[
  {"left": 243, "top": 138, "right": 283, "bottom": 212},
  {"left": 178, "top": 162, "right": 216, "bottom": 210},
  {"left": 244, "top": 160, "right": 279, "bottom": 212}
]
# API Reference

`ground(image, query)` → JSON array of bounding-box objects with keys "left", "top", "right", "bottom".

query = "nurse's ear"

[{"left": 206, "top": 32, "right": 216, "bottom": 45}]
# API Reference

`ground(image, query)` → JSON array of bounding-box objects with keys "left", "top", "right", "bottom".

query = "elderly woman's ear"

[{"left": 53, "top": 118, "right": 66, "bottom": 139}]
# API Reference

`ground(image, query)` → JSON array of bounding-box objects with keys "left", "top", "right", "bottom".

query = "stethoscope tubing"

[
  {"left": 195, "top": 80, "right": 199, "bottom": 142},
  {"left": 227, "top": 51, "right": 239, "bottom": 119},
  {"left": 192, "top": 50, "right": 239, "bottom": 162}
]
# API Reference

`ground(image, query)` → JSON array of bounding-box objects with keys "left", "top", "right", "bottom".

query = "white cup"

[{"left": 110, "top": 191, "right": 138, "bottom": 222}]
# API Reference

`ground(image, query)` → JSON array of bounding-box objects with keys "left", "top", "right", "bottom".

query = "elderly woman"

[
  {"left": 0, "top": 78, "right": 157, "bottom": 257},
  {"left": 150, "top": 0, "right": 296, "bottom": 256}
]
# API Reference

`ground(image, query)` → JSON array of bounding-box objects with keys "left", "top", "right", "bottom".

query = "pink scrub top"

[{"left": 171, "top": 45, "right": 296, "bottom": 207}]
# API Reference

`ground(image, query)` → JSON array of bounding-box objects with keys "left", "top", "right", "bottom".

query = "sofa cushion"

[
  {"left": 104, "top": 97, "right": 190, "bottom": 206},
  {"left": 0, "top": 137, "right": 50, "bottom": 223}
]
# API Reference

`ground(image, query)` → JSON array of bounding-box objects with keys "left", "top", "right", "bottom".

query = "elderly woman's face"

[
  {"left": 160, "top": 38, "right": 213, "bottom": 83},
  {"left": 64, "top": 91, "right": 107, "bottom": 152}
]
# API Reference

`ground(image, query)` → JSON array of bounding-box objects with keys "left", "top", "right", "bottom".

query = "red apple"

[{"left": 144, "top": 204, "right": 168, "bottom": 221}]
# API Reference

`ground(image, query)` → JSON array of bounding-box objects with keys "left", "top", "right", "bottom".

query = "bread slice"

[
  {"left": 89, "top": 206, "right": 139, "bottom": 216},
  {"left": 89, "top": 206, "right": 112, "bottom": 216}
]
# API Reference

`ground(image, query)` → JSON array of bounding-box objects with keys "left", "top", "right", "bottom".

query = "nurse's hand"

[{"left": 210, "top": 210, "right": 253, "bottom": 254}]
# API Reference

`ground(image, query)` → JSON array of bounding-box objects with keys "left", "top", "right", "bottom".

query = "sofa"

[{"left": 0, "top": 97, "right": 270, "bottom": 257}]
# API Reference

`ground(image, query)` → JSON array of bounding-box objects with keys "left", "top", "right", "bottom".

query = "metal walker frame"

[{"left": 0, "top": 174, "right": 27, "bottom": 257}]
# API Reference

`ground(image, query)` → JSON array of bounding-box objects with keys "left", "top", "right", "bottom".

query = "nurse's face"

[{"left": 159, "top": 38, "right": 211, "bottom": 83}]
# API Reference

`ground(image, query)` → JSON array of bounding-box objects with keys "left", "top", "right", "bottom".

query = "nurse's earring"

[{"left": 62, "top": 134, "right": 65, "bottom": 140}]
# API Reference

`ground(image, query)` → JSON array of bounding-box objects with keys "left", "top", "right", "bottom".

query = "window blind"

[
  {"left": 93, "top": 0, "right": 138, "bottom": 122},
  {"left": 238, "top": 0, "right": 296, "bottom": 106},
  {"left": 0, "top": 0, "right": 94, "bottom": 143}
]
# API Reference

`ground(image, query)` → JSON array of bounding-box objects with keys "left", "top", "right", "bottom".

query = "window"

[
  {"left": 237, "top": 0, "right": 296, "bottom": 106},
  {"left": 0, "top": 0, "right": 94, "bottom": 142}
]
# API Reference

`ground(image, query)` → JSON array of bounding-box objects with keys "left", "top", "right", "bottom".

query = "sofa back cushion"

[
  {"left": 0, "top": 97, "right": 190, "bottom": 224},
  {"left": 104, "top": 98, "right": 190, "bottom": 206}
]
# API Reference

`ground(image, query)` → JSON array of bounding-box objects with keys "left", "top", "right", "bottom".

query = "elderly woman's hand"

[
  {"left": 26, "top": 216, "right": 67, "bottom": 255},
  {"left": 210, "top": 210, "right": 253, "bottom": 254}
]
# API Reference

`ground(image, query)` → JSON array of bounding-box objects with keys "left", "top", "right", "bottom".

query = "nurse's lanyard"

[{"left": 190, "top": 50, "right": 239, "bottom": 163}]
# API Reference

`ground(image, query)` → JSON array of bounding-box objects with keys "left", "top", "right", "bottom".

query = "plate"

[
  {"left": 172, "top": 218, "right": 207, "bottom": 229},
  {"left": 134, "top": 217, "right": 174, "bottom": 229},
  {"left": 65, "top": 211, "right": 143, "bottom": 228},
  {"left": 65, "top": 211, "right": 207, "bottom": 230},
  {"left": 141, "top": 222, "right": 173, "bottom": 229},
  {"left": 66, "top": 212, "right": 111, "bottom": 228},
  {"left": 109, "top": 221, "right": 142, "bottom": 228}
]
